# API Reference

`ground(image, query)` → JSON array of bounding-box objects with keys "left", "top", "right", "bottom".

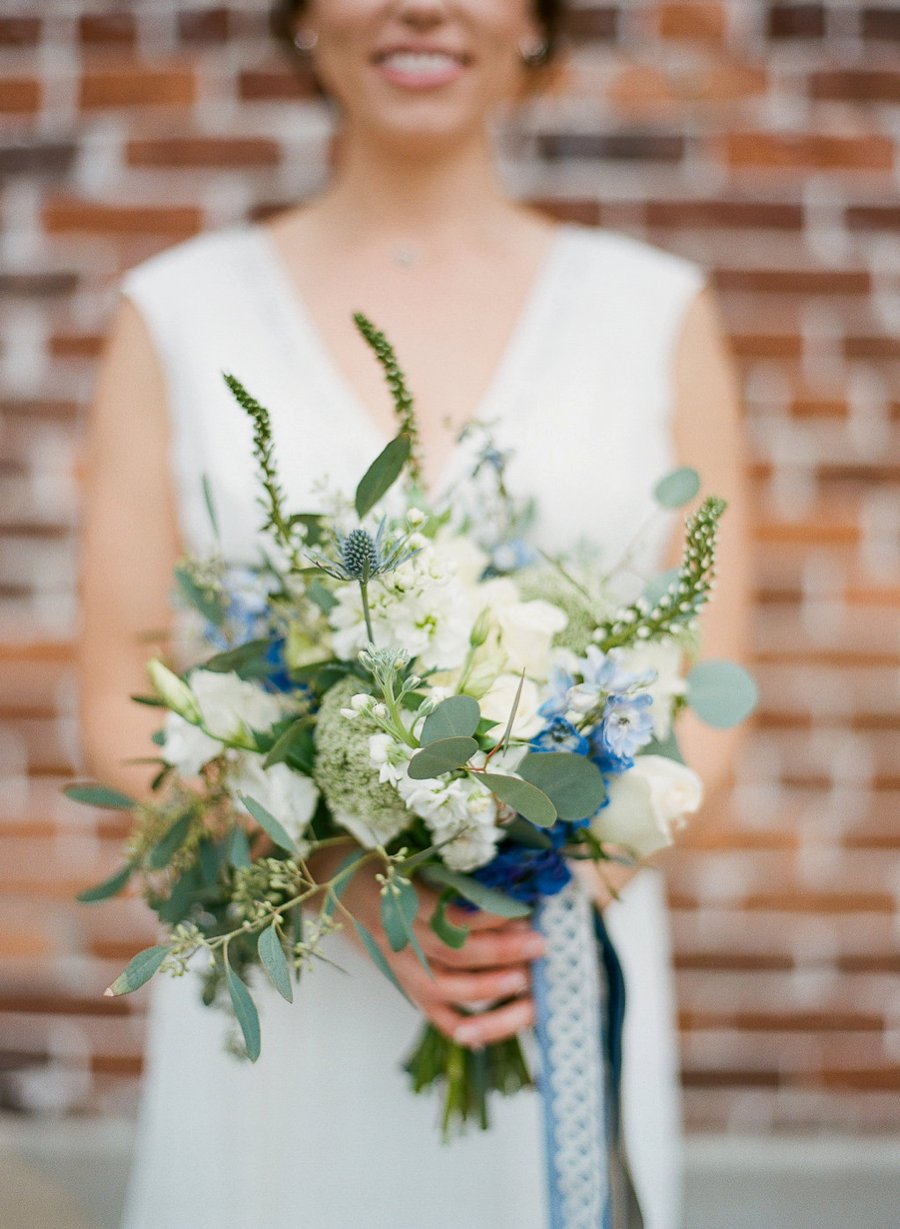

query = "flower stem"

[{"left": 358, "top": 579, "right": 375, "bottom": 645}]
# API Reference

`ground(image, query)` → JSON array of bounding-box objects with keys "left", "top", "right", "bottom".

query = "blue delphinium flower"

[
  {"left": 600, "top": 692, "right": 655, "bottom": 760},
  {"left": 531, "top": 716, "right": 589, "bottom": 756},
  {"left": 538, "top": 665, "right": 575, "bottom": 719},
  {"left": 474, "top": 844, "right": 572, "bottom": 905}
]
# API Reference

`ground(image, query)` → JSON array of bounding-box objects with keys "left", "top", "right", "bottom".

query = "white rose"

[
  {"left": 479, "top": 673, "right": 545, "bottom": 740},
  {"left": 494, "top": 599, "right": 568, "bottom": 679},
  {"left": 161, "top": 711, "right": 222, "bottom": 777},
  {"left": 590, "top": 755, "right": 703, "bottom": 859},
  {"left": 190, "top": 670, "right": 284, "bottom": 740},
  {"left": 230, "top": 755, "right": 319, "bottom": 844}
]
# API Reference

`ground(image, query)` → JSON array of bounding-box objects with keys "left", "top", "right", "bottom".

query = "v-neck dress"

[{"left": 117, "top": 220, "right": 706, "bottom": 1229}]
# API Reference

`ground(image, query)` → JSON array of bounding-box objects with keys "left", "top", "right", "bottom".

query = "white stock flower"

[
  {"left": 161, "top": 711, "right": 221, "bottom": 777},
  {"left": 479, "top": 673, "right": 545, "bottom": 740},
  {"left": 230, "top": 755, "right": 319, "bottom": 844},
  {"left": 190, "top": 669, "right": 284, "bottom": 740},
  {"left": 590, "top": 755, "right": 703, "bottom": 859}
]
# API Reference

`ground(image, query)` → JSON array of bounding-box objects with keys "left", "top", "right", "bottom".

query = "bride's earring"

[
  {"left": 293, "top": 27, "right": 319, "bottom": 54},
  {"left": 517, "top": 35, "right": 549, "bottom": 67}
]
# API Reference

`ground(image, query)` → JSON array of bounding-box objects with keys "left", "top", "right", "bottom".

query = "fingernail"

[
  {"left": 498, "top": 971, "right": 528, "bottom": 995},
  {"left": 523, "top": 936, "right": 545, "bottom": 959},
  {"left": 455, "top": 1022, "right": 482, "bottom": 1046}
]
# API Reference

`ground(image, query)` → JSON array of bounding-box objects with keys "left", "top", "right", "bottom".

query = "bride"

[{"left": 79, "top": 1, "right": 749, "bottom": 1226}]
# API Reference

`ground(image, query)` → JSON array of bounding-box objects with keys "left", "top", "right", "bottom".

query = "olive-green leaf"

[
  {"left": 355, "top": 433, "right": 411, "bottom": 519},
  {"left": 225, "top": 956, "right": 261, "bottom": 1061},
  {"left": 502, "top": 817, "right": 553, "bottom": 850},
  {"left": 480, "top": 772, "right": 557, "bottom": 828},
  {"left": 147, "top": 812, "right": 193, "bottom": 870},
  {"left": 653, "top": 466, "right": 700, "bottom": 509},
  {"left": 430, "top": 890, "right": 469, "bottom": 949},
  {"left": 228, "top": 825, "right": 251, "bottom": 869},
  {"left": 259, "top": 923, "right": 293, "bottom": 1003},
  {"left": 105, "top": 944, "right": 169, "bottom": 996},
  {"left": 263, "top": 718, "right": 315, "bottom": 774},
  {"left": 420, "top": 695, "right": 481, "bottom": 745},
  {"left": 352, "top": 919, "right": 412, "bottom": 1004},
  {"left": 202, "top": 639, "right": 272, "bottom": 677},
  {"left": 380, "top": 891, "right": 410, "bottom": 953},
  {"left": 64, "top": 783, "right": 137, "bottom": 810},
  {"left": 642, "top": 729, "right": 685, "bottom": 764},
  {"left": 407, "top": 736, "right": 478, "bottom": 780},
  {"left": 76, "top": 862, "right": 135, "bottom": 903},
  {"left": 687, "top": 660, "right": 758, "bottom": 728},
  {"left": 423, "top": 866, "right": 531, "bottom": 919},
  {"left": 238, "top": 794, "right": 296, "bottom": 853},
  {"left": 517, "top": 752, "right": 605, "bottom": 821}
]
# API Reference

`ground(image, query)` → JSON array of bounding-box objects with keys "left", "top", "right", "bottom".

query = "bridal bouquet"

[{"left": 70, "top": 314, "right": 755, "bottom": 1134}]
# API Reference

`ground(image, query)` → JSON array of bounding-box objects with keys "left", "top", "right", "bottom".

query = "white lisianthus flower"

[
  {"left": 615, "top": 641, "right": 686, "bottom": 739},
  {"left": 479, "top": 673, "right": 545, "bottom": 740},
  {"left": 590, "top": 755, "right": 703, "bottom": 859},
  {"left": 161, "top": 711, "right": 222, "bottom": 778},
  {"left": 230, "top": 755, "right": 319, "bottom": 845},
  {"left": 190, "top": 669, "right": 284, "bottom": 741}
]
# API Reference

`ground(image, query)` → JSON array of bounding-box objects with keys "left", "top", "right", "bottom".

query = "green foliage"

[
  {"left": 146, "top": 812, "right": 193, "bottom": 871},
  {"left": 202, "top": 639, "right": 273, "bottom": 679},
  {"left": 225, "top": 951, "right": 261, "bottom": 1061},
  {"left": 480, "top": 771, "right": 556, "bottom": 828},
  {"left": 424, "top": 866, "right": 531, "bottom": 919},
  {"left": 263, "top": 718, "right": 315, "bottom": 774},
  {"left": 352, "top": 918, "right": 412, "bottom": 1003},
  {"left": 227, "top": 825, "right": 251, "bottom": 869},
  {"left": 502, "top": 817, "right": 552, "bottom": 850},
  {"left": 355, "top": 434, "right": 411, "bottom": 518},
  {"left": 654, "top": 466, "right": 700, "bottom": 508},
  {"left": 420, "top": 696, "right": 481, "bottom": 745},
  {"left": 174, "top": 563, "right": 226, "bottom": 627},
  {"left": 516, "top": 751, "right": 605, "bottom": 821},
  {"left": 64, "top": 783, "right": 136, "bottom": 810},
  {"left": 258, "top": 923, "right": 293, "bottom": 1003},
  {"left": 352, "top": 313, "right": 422, "bottom": 484},
  {"left": 238, "top": 794, "right": 296, "bottom": 853},
  {"left": 687, "top": 660, "right": 758, "bottom": 728},
  {"left": 76, "top": 862, "right": 135, "bottom": 903},
  {"left": 380, "top": 875, "right": 419, "bottom": 953},
  {"left": 430, "top": 890, "right": 469, "bottom": 949},
  {"left": 407, "top": 736, "right": 478, "bottom": 780},
  {"left": 642, "top": 729, "right": 685, "bottom": 763},
  {"left": 106, "top": 944, "right": 170, "bottom": 996}
]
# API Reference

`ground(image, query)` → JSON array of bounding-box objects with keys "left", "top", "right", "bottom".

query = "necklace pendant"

[{"left": 392, "top": 245, "right": 420, "bottom": 269}]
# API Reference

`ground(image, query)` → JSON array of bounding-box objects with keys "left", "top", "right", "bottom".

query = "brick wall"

[{"left": 1, "top": 1, "right": 897, "bottom": 1132}]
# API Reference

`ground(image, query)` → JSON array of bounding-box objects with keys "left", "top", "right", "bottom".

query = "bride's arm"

[
  {"left": 78, "top": 297, "right": 181, "bottom": 796},
  {"left": 584, "top": 282, "right": 752, "bottom": 906}
]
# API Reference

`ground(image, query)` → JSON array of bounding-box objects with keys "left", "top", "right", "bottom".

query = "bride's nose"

[{"left": 391, "top": 0, "right": 452, "bottom": 28}]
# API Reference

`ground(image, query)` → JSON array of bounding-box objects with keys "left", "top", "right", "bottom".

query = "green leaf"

[
  {"left": 423, "top": 866, "right": 531, "bottom": 919},
  {"left": 420, "top": 695, "right": 481, "bottom": 745},
  {"left": 323, "top": 849, "right": 366, "bottom": 920},
  {"left": 380, "top": 876, "right": 421, "bottom": 954},
  {"left": 263, "top": 718, "right": 315, "bottom": 774},
  {"left": 228, "top": 825, "right": 251, "bottom": 869},
  {"left": 430, "top": 890, "right": 469, "bottom": 949},
  {"left": 502, "top": 817, "right": 553, "bottom": 850},
  {"left": 407, "top": 736, "right": 478, "bottom": 780},
  {"left": 497, "top": 670, "right": 526, "bottom": 753},
  {"left": 238, "top": 794, "right": 296, "bottom": 853},
  {"left": 155, "top": 864, "right": 203, "bottom": 925},
  {"left": 687, "top": 660, "right": 758, "bottom": 728},
  {"left": 355, "top": 433, "right": 411, "bottom": 519},
  {"left": 76, "top": 862, "right": 135, "bottom": 903},
  {"left": 225, "top": 954, "right": 261, "bottom": 1061},
  {"left": 306, "top": 578, "right": 337, "bottom": 613},
  {"left": 517, "top": 752, "right": 605, "bottom": 821},
  {"left": 174, "top": 565, "right": 226, "bottom": 627},
  {"left": 201, "top": 473, "right": 219, "bottom": 540},
  {"left": 202, "top": 639, "right": 272, "bottom": 678},
  {"left": 197, "top": 839, "right": 225, "bottom": 887},
  {"left": 105, "top": 944, "right": 169, "bottom": 996},
  {"left": 642, "top": 729, "right": 685, "bottom": 763},
  {"left": 654, "top": 466, "right": 700, "bottom": 509},
  {"left": 480, "top": 772, "right": 557, "bottom": 828},
  {"left": 259, "top": 923, "right": 293, "bottom": 1003},
  {"left": 642, "top": 568, "right": 680, "bottom": 608},
  {"left": 352, "top": 919, "right": 412, "bottom": 1004},
  {"left": 64, "top": 783, "right": 137, "bottom": 810},
  {"left": 147, "top": 812, "right": 193, "bottom": 871},
  {"left": 290, "top": 512, "right": 325, "bottom": 545}
]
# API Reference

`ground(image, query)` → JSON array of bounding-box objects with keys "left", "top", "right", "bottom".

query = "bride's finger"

[
  {"left": 429, "top": 964, "right": 530, "bottom": 1006},
  {"left": 453, "top": 997, "right": 536, "bottom": 1048}
]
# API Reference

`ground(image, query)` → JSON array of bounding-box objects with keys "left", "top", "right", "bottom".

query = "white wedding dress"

[{"left": 117, "top": 219, "right": 705, "bottom": 1229}]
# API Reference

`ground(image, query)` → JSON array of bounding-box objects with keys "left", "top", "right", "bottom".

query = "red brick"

[
  {"left": 79, "top": 65, "right": 196, "bottom": 109},
  {"left": 563, "top": 6, "right": 619, "bottom": 40},
  {"left": 724, "top": 131, "right": 893, "bottom": 170},
  {"left": 713, "top": 268, "right": 870, "bottom": 295},
  {"left": 126, "top": 136, "right": 281, "bottom": 169},
  {"left": 0, "top": 17, "right": 41, "bottom": 45},
  {"left": 846, "top": 204, "right": 900, "bottom": 230},
  {"left": 644, "top": 199, "right": 804, "bottom": 229},
  {"left": 527, "top": 198, "right": 603, "bottom": 226},
  {"left": 49, "top": 333, "right": 104, "bottom": 359},
  {"left": 239, "top": 67, "right": 318, "bottom": 101},
  {"left": 658, "top": 2, "right": 726, "bottom": 40},
  {"left": 811, "top": 69, "right": 900, "bottom": 103},
  {"left": 768, "top": 4, "right": 825, "bottom": 38},
  {"left": 78, "top": 13, "right": 137, "bottom": 46},
  {"left": 43, "top": 197, "right": 202, "bottom": 239},
  {"left": 178, "top": 8, "right": 231, "bottom": 42},
  {"left": 0, "top": 79, "right": 41, "bottom": 113},
  {"left": 861, "top": 8, "right": 900, "bottom": 40}
]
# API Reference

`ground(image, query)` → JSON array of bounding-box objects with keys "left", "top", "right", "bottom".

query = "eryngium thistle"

[
  {"left": 307, "top": 517, "right": 419, "bottom": 583},
  {"left": 341, "top": 528, "right": 379, "bottom": 581}
]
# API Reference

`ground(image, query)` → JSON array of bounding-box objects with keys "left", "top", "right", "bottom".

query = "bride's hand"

[{"left": 333, "top": 851, "right": 542, "bottom": 1049}]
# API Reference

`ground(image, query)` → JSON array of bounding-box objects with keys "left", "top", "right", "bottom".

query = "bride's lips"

[{"left": 371, "top": 45, "right": 471, "bottom": 90}]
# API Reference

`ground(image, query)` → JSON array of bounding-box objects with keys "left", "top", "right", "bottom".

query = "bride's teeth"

[{"left": 381, "top": 52, "right": 459, "bottom": 75}]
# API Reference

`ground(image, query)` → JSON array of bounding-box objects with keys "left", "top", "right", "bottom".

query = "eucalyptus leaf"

[
  {"left": 155, "top": 864, "right": 203, "bottom": 925},
  {"left": 197, "top": 839, "right": 225, "bottom": 887},
  {"left": 323, "top": 848, "right": 366, "bottom": 920},
  {"left": 289, "top": 512, "right": 325, "bottom": 545},
  {"left": 407, "top": 736, "right": 478, "bottom": 780},
  {"left": 423, "top": 866, "right": 531, "bottom": 919},
  {"left": 202, "top": 639, "right": 272, "bottom": 677},
  {"left": 517, "top": 751, "right": 605, "bottom": 821},
  {"left": 430, "top": 890, "right": 469, "bottom": 950},
  {"left": 238, "top": 794, "right": 296, "bottom": 853},
  {"left": 307, "top": 578, "right": 337, "bottom": 613},
  {"left": 687, "top": 660, "right": 758, "bottom": 728},
  {"left": 355, "top": 433, "right": 411, "bottom": 519},
  {"left": 642, "top": 729, "right": 685, "bottom": 764},
  {"left": 420, "top": 695, "right": 481, "bottom": 745},
  {"left": 259, "top": 923, "right": 293, "bottom": 1003},
  {"left": 227, "top": 825, "right": 251, "bottom": 869},
  {"left": 147, "top": 812, "right": 193, "bottom": 871},
  {"left": 225, "top": 956, "right": 261, "bottom": 1061},
  {"left": 105, "top": 944, "right": 170, "bottom": 996},
  {"left": 352, "top": 919, "right": 412, "bottom": 1004},
  {"left": 201, "top": 473, "right": 219, "bottom": 540},
  {"left": 76, "top": 862, "right": 135, "bottom": 903},
  {"left": 174, "top": 564, "right": 226, "bottom": 627},
  {"left": 263, "top": 718, "right": 315, "bottom": 774},
  {"left": 64, "top": 783, "right": 137, "bottom": 810},
  {"left": 380, "top": 892, "right": 410, "bottom": 953},
  {"left": 480, "top": 771, "right": 557, "bottom": 828},
  {"left": 654, "top": 466, "right": 700, "bottom": 509},
  {"left": 502, "top": 817, "right": 553, "bottom": 850}
]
